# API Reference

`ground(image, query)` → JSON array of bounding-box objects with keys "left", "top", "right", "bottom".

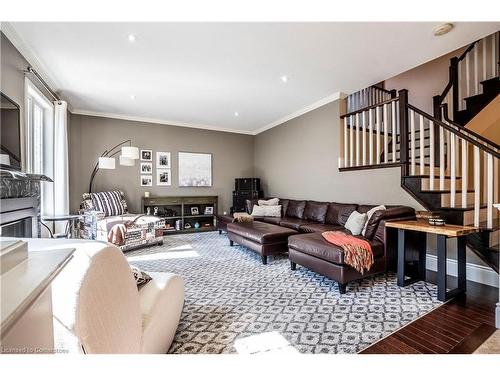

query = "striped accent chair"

[{"left": 80, "top": 191, "right": 165, "bottom": 251}]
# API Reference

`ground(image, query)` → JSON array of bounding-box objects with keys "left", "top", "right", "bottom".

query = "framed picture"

[
  {"left": 156, "top": 151, "right": 171, "bottom": 168},
  {"left": 156, "top": 168, "right": 171, "bottom": 186},
  {"left": 141, "top": 149, "right": 152, "bottom": 161},
  {"left": 178, "top": 152, "right": 212, "bottom": 187},
  {"left": 191, "top": 207, "right": 199, "bottom": 215},
  {"left": 204, "top": 206, "right": 214, "bottom": 215},
  {"left": 140, "top": 175, "right": 152, "bottom": 186},
  {"left": 140, "top": 162, "right": 152, "bottom": 174}
]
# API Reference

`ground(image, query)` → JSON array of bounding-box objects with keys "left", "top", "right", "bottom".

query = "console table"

[
  {"left": 386, "top": 220, "right": 480, "bottom": 302},
  {"left": 142, "top": 196, "right": 218, "bottom": 235}
]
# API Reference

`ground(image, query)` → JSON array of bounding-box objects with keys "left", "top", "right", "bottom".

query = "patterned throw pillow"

[
  {"left": 130, "top": 265, "right": 152, "bottom": 289},
  {"left": 87, "top": 191, "right": 128, "bottom": 217}
]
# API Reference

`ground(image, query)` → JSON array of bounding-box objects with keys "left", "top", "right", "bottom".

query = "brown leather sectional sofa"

[{"left": 217, "top": 198, "right": 415, "bottom": 293}]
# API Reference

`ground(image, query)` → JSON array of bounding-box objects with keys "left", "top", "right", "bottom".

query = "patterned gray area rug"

[{"left": 126, "top": 232, "right": 441, "bottom": 354}]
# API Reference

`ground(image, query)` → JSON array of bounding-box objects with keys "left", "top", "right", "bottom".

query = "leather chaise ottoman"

[
  {"left": 227, "top": 221, "right": 298, "bottom": 264},
  {"left": 288, "top": 232, "right": 387, "bottom": 294}
]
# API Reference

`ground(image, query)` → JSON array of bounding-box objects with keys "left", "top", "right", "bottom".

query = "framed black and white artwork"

[
  {"left": 140, "top": 149, "right": 153, "bottom": 161},
  {"left": 156, "top": 151, "right": 171, "bottom": 168},
  {"left": 140, "top": 175, "right": 152, "bottom": 186},
  {"left": 178, "top": 152, "right": 212, "bottom": 187},
  {"left": 156, "top": 168, "right": 171, "bottom": 186},
  {"left": 140, "top": 162, "right": 152, "bottom": 174}
]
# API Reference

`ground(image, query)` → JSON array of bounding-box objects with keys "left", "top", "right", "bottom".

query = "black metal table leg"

[
  {"left": 437, "top": 234, "right": 447, "bottom": 301},
  {"left": 437, "top": 234, "right": 467, "bottom": 302},
  {"left": 418, "top": 232, "right": 427, "bottom": 280},
  {"left": 457, "top": 236, "right": 467, "bottom": 292},
  {"left": 397, "top": 229, "right": 406, "bottom": 287},
  {"left": 398, "top": 229, "right": 426, "bottom": 287}
]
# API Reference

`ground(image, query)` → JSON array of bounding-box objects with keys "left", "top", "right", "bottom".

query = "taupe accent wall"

[{"left": 69, "top": 114, "right": 255, "bottom": 214}]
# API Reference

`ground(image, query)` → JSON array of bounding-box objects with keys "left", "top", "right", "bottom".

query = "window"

[
  {"left": 25, "top": 79, "right": 54, "bottom": 219},
  {"left": 25, "top": 79, "right": 54, "bottom": 176}
]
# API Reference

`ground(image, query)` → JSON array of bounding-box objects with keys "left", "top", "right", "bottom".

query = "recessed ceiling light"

[
  {"left": 433, "top": 23, "right": 454, "bottom": 37},
  {"left": 281, "top": 75, "right": 288, "bottom": 83},
  {"left": 128, "top": 34, "right": 136, "bottom": 43},
  {"left": 130, "top": 94, "right": 136, "bottom": 100},
  {"left": 234, "top": 111, "right": 239, "bottom": 117}
]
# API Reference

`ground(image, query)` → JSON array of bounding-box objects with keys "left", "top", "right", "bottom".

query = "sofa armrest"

[{"left": 139, "top": 272, "right": 185, "bottom": 353}]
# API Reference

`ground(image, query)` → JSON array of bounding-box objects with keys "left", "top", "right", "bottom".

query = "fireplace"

[
  {"left": 0, "top": 217, "right": 33, "bottom": 238},
  {"left": 0, "top": 169, "right": 52, "bottom": 238}
]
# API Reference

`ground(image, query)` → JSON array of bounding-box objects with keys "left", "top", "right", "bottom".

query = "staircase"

[{"left": 339, "top": 31, "right": 500, "bottom": 273}]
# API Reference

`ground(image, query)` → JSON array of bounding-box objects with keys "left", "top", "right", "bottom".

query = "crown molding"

[
  {"left": 1, "top": 22, "right": 63, "bottom": 97},
  {"left": 253, "top": 91, "right": 346, "bottom": 135},
  {"left": 70, "top": 109, "right": 256, "bottom": 135},
  {"left": 72, "top": 91, "right": 346, "bottom": 136}
]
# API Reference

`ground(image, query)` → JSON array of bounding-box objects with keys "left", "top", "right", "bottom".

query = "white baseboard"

[{"left": 426, "top": 254, "right": 499, "bottom": 288}]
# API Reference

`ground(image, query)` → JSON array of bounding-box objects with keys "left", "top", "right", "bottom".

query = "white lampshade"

[
  {"left": 119, "top": 155, "right": 135, "bottom": 166},
  {"left": 121, "top": 146, "right": 139, "bottom": 160},
  {"left": 0, "top": 154, "right": 10, "bottom": 166},
  {"left": 98, "top": 157, "right": 116, "bottom": 169}
]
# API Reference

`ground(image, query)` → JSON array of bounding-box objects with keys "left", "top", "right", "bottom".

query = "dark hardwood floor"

[{"left": 360, "top": 270, "right": 499, "bottom": 354}]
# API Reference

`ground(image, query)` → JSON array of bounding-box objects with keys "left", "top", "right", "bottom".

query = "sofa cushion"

[
  {"left": 288, "top": 232, "right": 385, "bottom": 265},
  {"left": 303, "top": 201, "right": 328, "bottom": 223},
  {"left": 280, "top": 199, "right": 289, "bottom": 216},
  {"left": 286, "top": 200, "right": 306, "bottom": 219},
  {"left": 299, "top": 223, "right": 345, "bottom": 233},
  {"left": 83, "top": 191, "right": 128, "bottom": 217},
  {"left": 362, "top": 205, "right": 386, "bottom": 236},
  {"left": 258, "top": 198, "right": 279, "bottom": 206},
  {"left": 279, "top": 217, "right": 312, "bottom": 231},
  {"left": 262, "top": 216, "right": 282, "bottom": 225},
  {"left": 325, "top": 203, "right": 358, "bottom": 226},
  {"left": 251, "top": 205, "right": 282, "bottom": 217},
  {"left": 227, "top": 221, "right": 297, "bottom": 244},
  {"left": 344, "top": 211, "right": 368, "bottom": 235},
  {"left": 364, "top": 206, "right": 416, "bottom": 241}
]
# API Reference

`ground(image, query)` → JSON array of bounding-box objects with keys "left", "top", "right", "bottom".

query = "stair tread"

[
  {"left": 439, "top": 204, "right": 487, "bottom": 211},
  {"left": 404, "top": 174, "right": 462, "bottom": 179},
  {"left": 420, "top": 189, "right": 474, "bottom": 194},
  {"left": 480, "top": 76, "right": 499, "bottom": 85}
]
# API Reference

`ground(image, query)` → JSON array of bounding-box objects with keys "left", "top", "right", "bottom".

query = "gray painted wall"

[{"left": 69, "top": 114, "right": 254, "bottom": 214}]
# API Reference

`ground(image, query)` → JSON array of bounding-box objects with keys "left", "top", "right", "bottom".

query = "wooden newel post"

[
  {"left": 449, "top": 57, "right": 459, "bottom": 121},
  {"left": 432, "top": 95, "right": 442, "bottom": 167},
  {"left": 398, "top": 89, "right": 409, "bottom": 176}
]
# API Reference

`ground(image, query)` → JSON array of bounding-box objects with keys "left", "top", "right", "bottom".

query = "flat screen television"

[{"left": 0, "top": 92, "right": 21, "bottom": 170}]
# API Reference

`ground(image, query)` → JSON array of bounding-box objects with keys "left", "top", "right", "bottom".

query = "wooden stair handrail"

[
  {"left": 340, "top": 97, "right": 399, "bottom": 119},
  {"left": 441, "top": 103, "right": 500, "bottom": 151},
  {"left": 407, "top": 104, "right": 500, "bottom": 159}
]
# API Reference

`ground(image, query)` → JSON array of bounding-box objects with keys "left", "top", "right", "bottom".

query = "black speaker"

[
  {"left": 232, "top": 190, "right": 263, "bottom": 212},
  {"left": 235, "top": 178, "right": 260, "bottom": 191}
]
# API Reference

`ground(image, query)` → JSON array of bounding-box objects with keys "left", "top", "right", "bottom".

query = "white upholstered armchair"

[{"left": 30, "top": 239, "right": 185, "bottom": 354}]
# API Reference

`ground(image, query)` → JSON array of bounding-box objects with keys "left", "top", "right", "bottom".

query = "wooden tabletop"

[{"left": 385, "top": 219, "right": 480, "bottom": 237}]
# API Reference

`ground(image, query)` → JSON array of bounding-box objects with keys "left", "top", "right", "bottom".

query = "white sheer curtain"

[{"left": 53, "top": 100, "right": 69, "bottom": 233}]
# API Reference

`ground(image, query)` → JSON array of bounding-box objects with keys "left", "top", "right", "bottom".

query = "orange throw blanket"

[{"left": 321, "top": 231, "right": 374, "bottom": 274}]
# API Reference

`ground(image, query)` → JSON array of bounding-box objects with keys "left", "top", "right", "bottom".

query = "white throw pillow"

[
  {"left": 251, "top": 205, "right": 282, "bottom": 217},
  {"left": 362, "top": 205, "right": 386, "bottom": 236},
  {"left": 258, "top": 198, "right": 279, "bottom": 206},
  {"left": 344, "top": 211, "right": 368, "bottom": 236}
]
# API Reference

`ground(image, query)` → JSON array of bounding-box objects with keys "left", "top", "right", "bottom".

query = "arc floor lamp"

[{"left": 88, "top": 140, "right": 139, "bottom": 193}]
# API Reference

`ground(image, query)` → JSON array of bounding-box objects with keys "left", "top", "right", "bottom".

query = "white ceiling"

[{"left": 4, "top": 22, "right": 500, "bottom": 134}]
